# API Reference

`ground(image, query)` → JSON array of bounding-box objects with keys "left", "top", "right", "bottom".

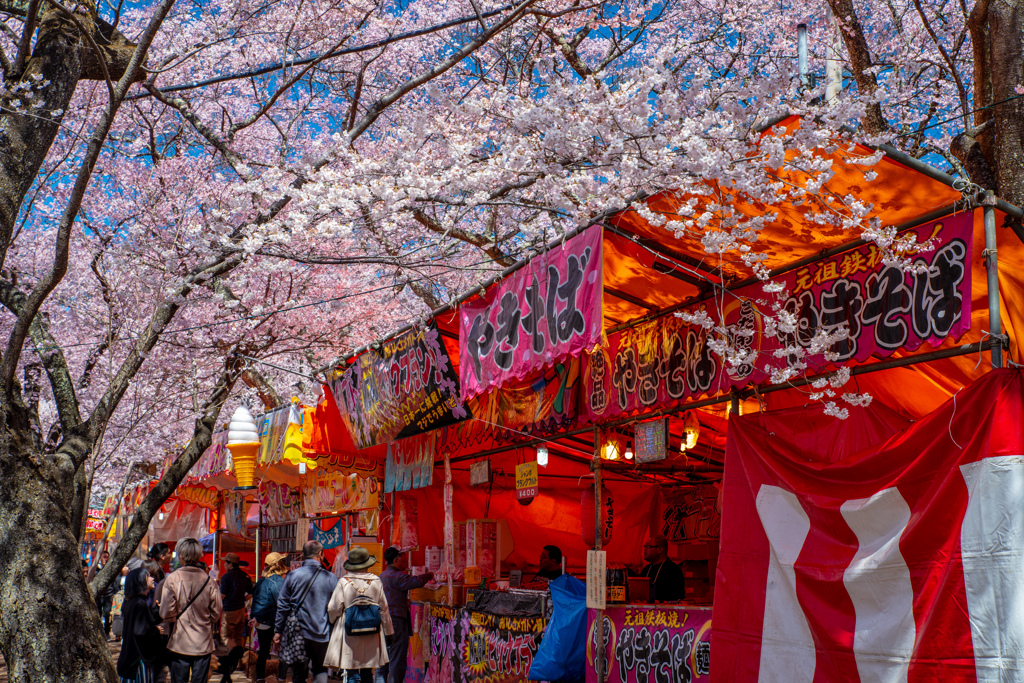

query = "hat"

[
  {"left": 343, "top": 547, "right": 377, "bottom": 571},
  {"left": 263, "top": 552, "right": 287, "bottom": 566},
  {"left": 223, "top": 552, "right": 249, "bottom": 567}
]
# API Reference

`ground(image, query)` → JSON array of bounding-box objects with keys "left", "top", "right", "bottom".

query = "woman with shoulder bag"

[
  {"left": 324, "top": 548, "right": 394, "bottom": 683},
  {"left": 117, "top": 567, "right": 164, "bottom": 683},
  {"left": 159, "top": 537, "right": 223, "bottom": 683},
  {"left": 250, "top": 552, "right": 290, "bottom": 683}
]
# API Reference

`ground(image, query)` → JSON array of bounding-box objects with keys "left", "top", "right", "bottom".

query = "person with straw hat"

[
  {"left": 324, "top": 547, "right": 394, "bottom": 683},
  {"left": 250, "top": 552, "right": 290, "bottom": 683}
]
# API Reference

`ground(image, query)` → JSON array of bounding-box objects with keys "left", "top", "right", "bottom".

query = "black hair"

[
  {"left": 543, "top": 545, "right": 562, "bottom": 563},
  {"left": 124, "top": 567, "right": 151, "bottom": 599},
  {"left": 383, "top": 547, "right": 401, "bottom": 564},
  {"left": 147, "top": 543, "right": 170, "bottom": 560}
]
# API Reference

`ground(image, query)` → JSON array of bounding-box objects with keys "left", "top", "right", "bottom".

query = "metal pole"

[
  {"left": 826, "top": 6, "right": 842, "bottom": 102},
  {"left": 984, "top": 199, "right": 1003, "bottom": 368},
  {"left": 593, "top": 426, "right": 605, "bottom": 683},
  {"left": 797, "top": 24, "right": 809, "bottom": 89},
  {"left": 256, "top": 504, "right": 263, "bottom": 572}
]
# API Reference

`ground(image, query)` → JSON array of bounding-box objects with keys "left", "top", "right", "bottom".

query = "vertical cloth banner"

[
  {"left": 385, "top": 432, "right": 436, "bottom": 493},
  {"left": 460, "top": 225, "right": 604, "bottom": 399},
  {"left": 329, "top": 322, "right": 468, "bottom": 448},
  {"left": 713, "top": 368, "right": 1024, "bottom": 682},
  {"left": 585, "top": 213, "right": 974, "bottom": 422}
]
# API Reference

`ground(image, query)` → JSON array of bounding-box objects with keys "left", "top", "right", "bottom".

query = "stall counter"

[
  {"left": 407, "top": 599, "right": 549, "bottom": 683},
  {"left": 586, "top": 604, "right": 712, "bottom": 682}
]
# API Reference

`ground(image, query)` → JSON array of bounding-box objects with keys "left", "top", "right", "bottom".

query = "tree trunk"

[
  {"left": 0, "top": 415, "right": 116, "bottom": 683},
  {"left": 988, "top": 0, "right": 1024, "bottom": 206}
]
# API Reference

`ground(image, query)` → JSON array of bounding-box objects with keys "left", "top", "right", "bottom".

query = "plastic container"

[
  {"left": 606, "top": 564, "right": 628, "bottom": 604},
  {"left": 464, "top": 565, "right": 482, "bottom": 585}
]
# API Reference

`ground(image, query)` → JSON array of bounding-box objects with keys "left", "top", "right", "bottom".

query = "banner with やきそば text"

[
  {"left": 586, "top": 605, "right": 712, "bottom": 683},
  {"left": 460, "top": 225, "right": 603, "bottom": 400},
  {"left": 584, "top": 212, "right": 974, "bottom": 422}
]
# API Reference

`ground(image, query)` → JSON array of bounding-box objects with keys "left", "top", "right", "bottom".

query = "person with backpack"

[
  {"left": 159, "top": 537, "right": 223, "bottom": 683},
  {"left": 250, "top": 552, "right": 290, "bottom": 683},
  {"left": 117, "top": 567, "right": 164, "bottom": 683},
  {"left": 324, "top": 547, "right": 394, "bottom": 683},
  {"left": 273, "top": 541, "right": 339, "bottom": 683}
]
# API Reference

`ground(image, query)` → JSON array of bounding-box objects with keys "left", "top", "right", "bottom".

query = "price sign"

[
  {"left": 516, "top": 461, "right": 538, "bottom": 500},
  {"left": 635, "top": 418, "right": 669, "bottom": 463}
]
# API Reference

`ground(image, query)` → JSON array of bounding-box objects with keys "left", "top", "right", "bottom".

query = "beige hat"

[{"left": 263, "top": 552, "right": 287, "bottom": 566}]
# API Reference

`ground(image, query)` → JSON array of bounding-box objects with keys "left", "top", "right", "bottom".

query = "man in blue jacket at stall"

[
  {"left": 274, "top": 541, "right": 338, "bottom": 683},
  {"left": 376, "top": 546, "right": 434, "bottom": 683}
]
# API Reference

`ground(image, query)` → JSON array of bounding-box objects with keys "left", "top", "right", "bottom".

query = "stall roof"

[{"left": 312, "top": 122, "right": 1024, "bottom": 482}]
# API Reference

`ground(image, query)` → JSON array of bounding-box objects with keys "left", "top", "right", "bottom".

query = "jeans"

[
  {"left": 291, "top": 638, "right": 329, "bottom": 683},
  {"left": 168, "top": 653, "right": 211, "bottom": 683},
  {"left": 375, "top": 617, "right": 410, "bottom": 683},
  {"left": 347, "top": 668, "right": 373, "bottom": 683},
  {"left": 255, "top": 627, "right": 288, "bottom": 680}
]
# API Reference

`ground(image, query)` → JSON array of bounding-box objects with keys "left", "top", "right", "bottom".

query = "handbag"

[
  {"left": 343, "top": 577, "right": 382, "bottom": 636},
  {"left": 279, "top": 568, "right": 321, "bottom": 664}
]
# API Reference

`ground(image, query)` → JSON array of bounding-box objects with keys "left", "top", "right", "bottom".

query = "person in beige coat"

[
  {"left": 324, "top": 547, "right": 394, "bottom": 683},
  {"left": 159, "top": 537, "right": 223, "bottom": 683}
]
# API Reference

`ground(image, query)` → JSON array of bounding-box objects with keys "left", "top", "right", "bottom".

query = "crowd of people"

[{"left": 91, "top": 539, "right": 433, "bottom": 683}]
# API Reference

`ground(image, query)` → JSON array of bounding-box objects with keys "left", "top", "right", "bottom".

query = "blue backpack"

[{"left": 343, "top": 577, "right": 382, "bottom": 636}]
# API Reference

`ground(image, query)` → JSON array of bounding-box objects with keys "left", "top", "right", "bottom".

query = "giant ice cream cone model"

[{"left": 227, "top": 406, "right": 261, "bottom": 490}]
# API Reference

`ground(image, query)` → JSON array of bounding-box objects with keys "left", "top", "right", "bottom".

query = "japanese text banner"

[
  {"left": 329, "top": 322, "right": 469, "bottom": 449},
  {"left": 460, "top": 226, "right": 604, "bottom": 399},
  {"left": 584, "top": 213, "right": 973, "bottom": 421},
  {"left": 713, "top": 368, "right": 1024, "bottom": 682}
]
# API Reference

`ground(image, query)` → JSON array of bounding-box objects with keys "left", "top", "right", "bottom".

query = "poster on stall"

[
  {"left": 586, "top": 605, "right": 712, "bottom": 682},
  {"left": 584, "top": 213, "right": 974, "bottom": 421},
  {"left": 329, "top": 322, "right": 468, "bottom": 449},
  {"left": 460, "top": 225, "right": 604, "bottom": 400},
  {"left": 426, "top": 604, "right": 547, "bottom": 683},
  {"left": 309, "top": 517, "right": 345, "bottom": 549},
  {"left": 258, "top": 482, "right": 302, "bottom": 524}
]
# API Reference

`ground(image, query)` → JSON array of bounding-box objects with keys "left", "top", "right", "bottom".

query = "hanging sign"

[
  {"left": 385, "top": 432, "right": 435, "bottom": 493},
  {"left": 635, "top": 418, "right": 669, "bottom": 463},
  {"left": 584, "top": 213, "right": 973, "bottom": 421},
  {"left": 425, "top": 604, "right": 547, "bottom": 683},
  {"left": 309, "top": 517, "right": 345, "bottom": 549},
  {"left": 175, "top": 485, "right": 220, "bottom": 510},
  {"left": 301, "top": 470, "right": 379, "bottom": 514},
  {"left": 329, "top": 322, "right": 469, "bottom": 449},
  {"left": 460, "top": 226, "right": 604, "bottom": 400},
  {"left": 516, "top": 461, "right": 539, "bottom": 500},
  {"left": 587, "top": 550, "right": 607, "bottom": 610}
]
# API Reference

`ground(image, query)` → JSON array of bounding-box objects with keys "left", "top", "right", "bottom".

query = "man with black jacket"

[{"left": 216, "top": 552, "right": 253, "bottom": 682}]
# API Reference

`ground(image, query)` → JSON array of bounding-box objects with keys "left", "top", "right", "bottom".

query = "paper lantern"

[
  {"left": 581, "top": 487, "right": 613, "bottom": 547},
  {"left": 681, "top": 411, "right": 700, "bottom": 451},
  {"left": 227, "top": 406, "right": 260, "bottom": 490}
]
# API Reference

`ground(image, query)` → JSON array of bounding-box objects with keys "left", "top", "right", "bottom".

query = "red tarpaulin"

[{"left": 714, "top": 367, "right": 1024, "bottom": 682}]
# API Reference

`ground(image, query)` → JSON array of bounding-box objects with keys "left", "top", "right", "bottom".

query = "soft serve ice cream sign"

[{"left": 227, "top": 405, "right": 261, "bottom": 490}]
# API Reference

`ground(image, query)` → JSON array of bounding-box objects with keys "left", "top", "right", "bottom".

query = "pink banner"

[
  {"left": 460, "top": 226, "right": 604, "bottom": 399},
  {"left": 584, "top": 213, "right": 973, "bottom": 421},
  {"left": 586, "top": 605, "right": 712, "bottom": 682}
]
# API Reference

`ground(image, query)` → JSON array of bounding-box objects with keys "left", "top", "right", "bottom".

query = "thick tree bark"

[
  {"left": 988, "top": 0, "right": 1024, "bottom": 206},
  {"left": 0, "top": 407, "right": 114, "bottom": 683},
  {"left": 825, "top": 0, "right": 889, "bottom": 135}
]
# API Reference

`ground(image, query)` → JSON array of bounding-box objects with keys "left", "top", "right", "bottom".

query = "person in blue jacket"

[{"left": 250, "top": 552, "right": 290, "bottom": 683}]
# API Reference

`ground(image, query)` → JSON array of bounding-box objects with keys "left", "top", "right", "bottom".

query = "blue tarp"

[{"left": 529, "top": 574, "right": 587, "bottom": 682}]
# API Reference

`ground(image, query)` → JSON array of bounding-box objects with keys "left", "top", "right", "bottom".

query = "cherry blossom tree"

[{"left": 0, "top": 0, "right": 1019, "bottom": 679}]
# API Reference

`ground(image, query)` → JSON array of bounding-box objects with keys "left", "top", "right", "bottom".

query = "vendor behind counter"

[{"left": 638, "top": 535, "right": 685, "bottom": 602}]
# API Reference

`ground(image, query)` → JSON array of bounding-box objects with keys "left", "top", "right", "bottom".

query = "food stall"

[{"left": 309, "top": 124, "right": 1024, "bottom": 681}]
